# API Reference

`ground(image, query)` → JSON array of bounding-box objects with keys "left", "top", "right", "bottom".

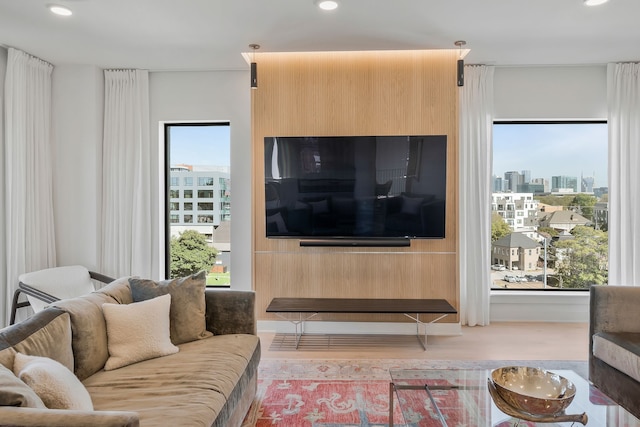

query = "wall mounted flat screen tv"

[{"left": 264, "top": 135, "right": 447, "bottom": 242}]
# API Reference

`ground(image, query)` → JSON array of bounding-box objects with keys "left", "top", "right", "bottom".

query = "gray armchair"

[{"left": 589, "top": 285, "right": 640, "bottom": 418}]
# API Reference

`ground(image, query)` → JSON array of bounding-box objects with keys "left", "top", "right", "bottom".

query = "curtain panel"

[
  {"left": 607, "top": 62, "right": 640, "bottom": 286},
  {"left": 459, "top": 65, "right": 494, "bottom": 326},
  {"left": 2, "top": 48, "right": 56, "bottom": 326},
  {"left": 101, "top": 69, "right": 153, "bottom": 278}
]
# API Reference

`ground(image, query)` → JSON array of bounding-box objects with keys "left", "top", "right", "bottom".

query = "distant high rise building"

[
  {"left": 593, "top": 187, "right": 608, "bottom": 198},
  {"left": 517, "top": 183, "right": 545, "bottom": 193},
  {"left": 493, "top": 175, "right": 504, "bottom": 192},
  {"left": 581, "top": 174, "right": 595, "bottom": 193},
  {"left": 530, "top": 178, "right": 549, "bottom": 193},
  {"left": 521, "top": 170, "right": 531, "bottom": 184},
  {"left": 552, "top": 175, "right": 578, "bottom": 192},
  {"left": 504, "top": 171, "right": 522, "bottom": 192}
]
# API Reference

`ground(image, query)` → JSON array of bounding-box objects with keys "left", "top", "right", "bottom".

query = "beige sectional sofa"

[
  {"left": 0, "top": 275, "right": 260, "bottom": 427},
  {"left": 589, "top": 285, "right": 640, "bottom": 419}
]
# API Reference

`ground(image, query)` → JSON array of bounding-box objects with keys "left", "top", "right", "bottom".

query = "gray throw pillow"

[{"left": 129, "top": 271, "right": 213, "bottom": 345}]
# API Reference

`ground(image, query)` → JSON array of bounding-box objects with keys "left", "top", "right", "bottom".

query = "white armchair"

[{"left": 9, "top": 265, "right": 114, "bottom": 324}]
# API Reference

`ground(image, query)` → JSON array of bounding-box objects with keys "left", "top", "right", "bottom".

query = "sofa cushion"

[
  {"left": 103, "top": 294, "right": 179, "bottom": 370},
  {"left": 95, "top": 276, "right": 134, "bottom": 304},
  {"left": 593, "top": 331, "right": 640, "bottom": 383},
  {"left": 13, "top": 353, "right": 93, "bottom": 411},
  {"left": 129, "top": 271, "right": 213, "bottom": 345},
  {"left": 0, "top": 363, "right": 46, "bottom": 408},
  {"left": 52, "top": 288, "right": 122, "bottom": 381},
  {"left": 0, "top": 309, "right": 73, "bottom": 373},
  {"left": 83, "top": 334, "right": 260, "bottom": 426}
]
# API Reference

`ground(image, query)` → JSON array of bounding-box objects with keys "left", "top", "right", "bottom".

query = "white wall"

[
  {"left": 149, "top": 71, "right": 252, "bottom": 289},
  {"left": 494, "top": 65, "right": 607, "bottom": 120},
  {"left": 490, "top": 65, "right": 607, "bottom": 323}
]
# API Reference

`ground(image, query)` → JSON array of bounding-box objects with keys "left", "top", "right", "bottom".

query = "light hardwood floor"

[{"left": 258, "top": 322, "right": 589, "bottom": 361}]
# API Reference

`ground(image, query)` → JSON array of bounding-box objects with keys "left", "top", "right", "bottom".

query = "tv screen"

[{"left": 264, "top": 135, "right": 447, "bottom": 241}]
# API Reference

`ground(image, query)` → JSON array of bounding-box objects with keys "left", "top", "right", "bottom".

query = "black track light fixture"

[
  {"left": 249, "top": 44, "right": 260, "bottom": 89},
  {"left": 454, "top": 40, "right": 466, "bottom": 87}
]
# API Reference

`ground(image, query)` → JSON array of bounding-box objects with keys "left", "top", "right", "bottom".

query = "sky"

[
  {"left": 493, "top": 122, "right": 608, "bottom": 188},
  {"left": 168, "top": 124, "right": 230, "bottom": 167}
]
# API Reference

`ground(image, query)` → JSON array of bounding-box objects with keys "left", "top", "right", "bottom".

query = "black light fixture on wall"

[
  {"left": 454, "top": 40, "right": 466, "bottom": 87},
  {"left": 249, "top": 44, "right": 260, "bottom": 89}
]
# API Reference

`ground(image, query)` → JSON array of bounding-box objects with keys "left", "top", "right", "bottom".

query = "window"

[
  {"left": 165, "top": 122, "right": 231, "bottom": 286},
  {"left": 198, "top": 190, "right": 214, "bottom": 198},
  {"left": 198, "top": 215, "right": 214, "bottom": 223},
  {"left": 198, "top": 202, "right": 213, "bottom": 211},
  {"left": 198, "top": 177, "right": 214, "bottom": 186},
  {"left": 491, "top": 121, "right": 608, "bottom": 290}
]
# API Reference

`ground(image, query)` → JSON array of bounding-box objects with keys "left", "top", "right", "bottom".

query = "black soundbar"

[{"left": 299, "top": 238, "right": 410, "bottom": 247}]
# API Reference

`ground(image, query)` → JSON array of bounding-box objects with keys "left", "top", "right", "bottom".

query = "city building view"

[
  {"left": 166, "top": 123, "right": 231, "bottom": 286},
  {"left": 491, "top": 122, "right": 608, "bottom": 290}
]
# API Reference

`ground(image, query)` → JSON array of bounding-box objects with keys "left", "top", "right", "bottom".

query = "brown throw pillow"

[{"left": 129, "top": 271, "right": 213, "bottom": 345}]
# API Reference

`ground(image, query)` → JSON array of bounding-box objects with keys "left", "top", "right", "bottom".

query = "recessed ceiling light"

[
  {"left": 48, "top": 4, "right": 73, "bottom": 16},
  {"left": 315, "top": 0, "right": 339, "bottom": 11},
  {"left": 584, "top": 0, "right": 608, "bottom": 6}
]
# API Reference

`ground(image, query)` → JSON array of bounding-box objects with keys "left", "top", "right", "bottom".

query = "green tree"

[
  {"left": 491, "top": 213, "right": 511, "bottom": 242},
  {"left": 170, "top": 230, "right": 217, "bottom": 278},
  {"left": 537, "top": 227, "right": 558, "bottom": 238},
  {"left": 554, "top": 225, "right": 608, "bottom": 289},
  {"left": 570, "top": 194, "right": 597, "bottom": 220},
  {"left": 535, "top": 195, "right": 575, "bottom": 207}
]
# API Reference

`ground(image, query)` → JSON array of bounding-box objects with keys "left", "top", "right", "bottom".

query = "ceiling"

[{"left": 0, "top": 0, "right": 639, "bottom": 71}]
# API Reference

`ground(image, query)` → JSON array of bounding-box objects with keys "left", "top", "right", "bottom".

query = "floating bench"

[{"left": 266, "top": 297, "right": 457, "bottom": 350}]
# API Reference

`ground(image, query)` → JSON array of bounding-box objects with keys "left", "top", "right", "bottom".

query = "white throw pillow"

[
  {"left": 13, "top": 353, "right": 93, "bottom": 410},
  {"left": 102, "top": 293, "right": 179, "bottom": 370}
]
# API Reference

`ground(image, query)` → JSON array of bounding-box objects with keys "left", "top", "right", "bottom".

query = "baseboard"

[{"left": 258, "top": 320, "right": 461, "bottom": 336}]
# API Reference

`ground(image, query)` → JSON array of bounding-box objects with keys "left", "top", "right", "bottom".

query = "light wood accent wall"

[{"left": 252, "top": 50, "right": 460, "bottom": 323}]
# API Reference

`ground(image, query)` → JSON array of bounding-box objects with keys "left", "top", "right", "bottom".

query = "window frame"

[
  {"left": 163, "top": 121, "right": 231, "bottom": 280},
  {"left": 491, "top": 119, "right": 608, "bottom": 292}
]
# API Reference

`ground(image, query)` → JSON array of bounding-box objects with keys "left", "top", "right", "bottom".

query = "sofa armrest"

[
  {"left": 590, "top": 285, "right": 640, "bottom": 336},
  {"left": 0, "top": 407, "right": 139, "bottom": 427},
  {"left": 204, "top": 289, "right": 256, "bottom": 336},
  {"left": 590, "top": 285, "right": 640, "bottom": 365}
]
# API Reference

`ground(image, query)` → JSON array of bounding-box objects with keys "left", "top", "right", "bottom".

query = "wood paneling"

[{"left": 252, "top": 50, "right": 460, "bottom": 323}]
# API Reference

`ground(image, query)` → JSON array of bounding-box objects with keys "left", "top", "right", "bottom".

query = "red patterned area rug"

[{"left": 241, "top": 359, "right": 588, "bottom": 427}]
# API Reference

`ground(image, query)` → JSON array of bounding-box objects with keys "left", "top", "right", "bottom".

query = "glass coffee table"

[{"left": 389, "top": 368, "right": 640, "bottom": 426}]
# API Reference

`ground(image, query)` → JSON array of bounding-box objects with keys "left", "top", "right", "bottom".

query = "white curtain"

[
  {"left": 607, "top": 62, "right": 640, "bottom": 286},
  {"left": 2, "top": 48, "right": 56, "bottom": 326},
  {"left": 459, "top": 65, "right": 494, "bottom": 326},
  {"left": 101, "top": 69, "right": 153, "bottom": 279}
]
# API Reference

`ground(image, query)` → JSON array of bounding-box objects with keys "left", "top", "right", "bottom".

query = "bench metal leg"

[
  {"left": 403, "top": 313, "right": 449, "bottom": 351},
  {"left": 272, "top": 312, "right": 319, "bottom": 349}
]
